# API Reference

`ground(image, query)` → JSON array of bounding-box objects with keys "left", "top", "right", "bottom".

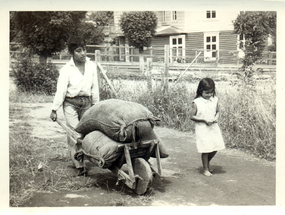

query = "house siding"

[
  {"left": 184, "top": 31, "right": 239, "bottom": 64},
  {"left": 156, "top": 11, "right": 185, "bottom": 30},
  {"left": 185, "top": 32, "right": 204, "bottom": 62},
  {"left": 219, "top": 30, "right": 238, "bottom": 64},
  {"left": 112, "top": 10, "right": 245, "bottom": 65},
  {"left": 113, "top": 11, "right": 123, "bottom": 35},
  {"left": 184, "top": 10, "right": 239, "bottom": 32},
  {"left": 151, "top": 36, "right": 170, "bottom": 62},
  {"left": 145, "top": 31, "right": 238, "bottom": 64}
]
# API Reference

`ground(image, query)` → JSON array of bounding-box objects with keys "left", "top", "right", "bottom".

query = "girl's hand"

[
  {"left": 205, "top": 119, "right": 217, "bottom": 126},
  {"left": 205, "top": 120, "right": 213, "bottom": 126}
]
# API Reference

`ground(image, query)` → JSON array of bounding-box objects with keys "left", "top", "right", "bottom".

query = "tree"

[
  {"left": 80, "top": 11, "right": 114, "bottom": 45},
  {"left": 10, "top": 11, "right": 87, "bottom": 63},
  {"left": 267, "top": 12, "right": 277, "bottom": 52},
  {"left": 233, "top": 11, "right": 276, "bottom": 69},
  {"left": 119, "top": 11, "right": 157, "bottom": 72},
  {"left": 88, "top": 11, "right": 114, "bottom": 27}
]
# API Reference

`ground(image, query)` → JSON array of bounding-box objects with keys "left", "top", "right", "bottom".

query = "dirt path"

[{"left": 15, "top": 103, "right": 275, "bottom": 206}]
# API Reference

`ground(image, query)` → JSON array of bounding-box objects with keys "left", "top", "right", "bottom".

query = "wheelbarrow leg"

[
  {"left": 109, "top": 145, "right": 137, "bottom": 190},
  {"left": 109, "top": 166, "right": 135, "bottom": 189},
  {"left": 155, "top": 143, "right": 162, "bottom": 176},
  {"left": 124, "top": 145, "right": 135, "bottom": 184}
]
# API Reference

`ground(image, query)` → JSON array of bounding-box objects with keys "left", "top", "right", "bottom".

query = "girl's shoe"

[{"left": 203, "top": 170, "right": 212, "bottom": 177}]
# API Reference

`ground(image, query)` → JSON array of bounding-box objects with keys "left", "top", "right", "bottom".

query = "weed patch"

[
  {"left": 99, "top": 73, "right": 275, "bottom": 160},
  {"left": 9, "top": 104, "right": 96, "bottom": 206}
]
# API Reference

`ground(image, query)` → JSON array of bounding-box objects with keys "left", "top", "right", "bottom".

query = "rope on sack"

[
  {"left": 148, "top": 115, "right": 161, "bottom": 127},
  {"left": 74, "top": 149, "right": 106, "bottom": 168},
  {"left": 119, "top": 123, "right": 127, "bottom": 142},
  {"left": 121, "top": 116, "right": 161, "bottom": 145}
]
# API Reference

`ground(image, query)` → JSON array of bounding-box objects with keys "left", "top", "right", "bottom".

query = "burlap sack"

[
  {"left": 75, "top": 99, "right": 160, "bottom": 142},
  {"left": 77, "top": 129, "right": 168, "bottom": 170},
  {"left": 80, "top": 130, "right": 122, "bottom": 168}
]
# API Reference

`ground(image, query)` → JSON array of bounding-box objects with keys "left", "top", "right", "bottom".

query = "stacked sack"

[{"left": 74, "top": 99, "right": 169, "bottom": 168}]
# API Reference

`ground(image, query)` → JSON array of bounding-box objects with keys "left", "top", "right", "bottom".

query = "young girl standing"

[{"left": 190, "top": 78, "right": 225, "bottom": 177}]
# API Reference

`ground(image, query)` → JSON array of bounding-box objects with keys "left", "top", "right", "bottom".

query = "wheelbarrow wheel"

[{"left": 132, "top": 158, "right": 153, "bottom": 195}]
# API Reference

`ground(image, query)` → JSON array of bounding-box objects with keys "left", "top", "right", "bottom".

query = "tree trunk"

[
  {"left": 39, "top": 53, "right": 47, "bottom": 64},
  {"left": 163, "top": 45, "right": 169, "bottom": 94},
  {"left": 146, "top": 58, "right": 152, "bottom": 92}
]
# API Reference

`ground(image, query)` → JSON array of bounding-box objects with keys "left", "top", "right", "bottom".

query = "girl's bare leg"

[
  {"left": 202, "top": 153, "right": 212, "bottom": 176},
  {"left": 208, "top": 151, "right": 217, "bottom": 172}
]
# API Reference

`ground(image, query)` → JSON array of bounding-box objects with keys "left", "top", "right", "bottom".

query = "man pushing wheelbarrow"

[{"left": 52, "top": 98, "right": 168, "bottom": 194}]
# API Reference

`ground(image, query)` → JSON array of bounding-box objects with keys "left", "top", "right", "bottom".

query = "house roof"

[{"left": 155, "top": 25, "right": 184, "bottom": 36}]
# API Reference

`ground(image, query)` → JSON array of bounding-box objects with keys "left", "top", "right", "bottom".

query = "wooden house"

[{"left": 112, "top": 10, "right": 243, "bottom": 64}]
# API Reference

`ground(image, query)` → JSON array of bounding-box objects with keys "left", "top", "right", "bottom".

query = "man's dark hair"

[{"left": 67, "top": 35, "right": 86, "bottom": 54}]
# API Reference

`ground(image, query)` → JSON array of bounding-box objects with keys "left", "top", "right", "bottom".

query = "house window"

[
  {"left": 237, "top": 34, "right": 245, "bottom": 49},
  {"left": 170, "top": 35, "right": 185, "bottom": 63},
  {"left": 204, "top": 33, "right": 219, "bottom": 61},
  {"left": 172, "top": 11, "right": 177, "bottom": 21},
  {"left": 206, "top": 10, "right": 216, "bottom": 19},
  {"left": 206, "top": 36, "right": 217, "bottom": 57}
]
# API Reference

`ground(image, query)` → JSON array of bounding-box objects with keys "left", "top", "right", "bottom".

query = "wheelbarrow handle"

[{"left": 56, "top": 119, "right": 82, "bottom": 145}]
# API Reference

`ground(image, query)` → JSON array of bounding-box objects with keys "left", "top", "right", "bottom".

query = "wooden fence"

[
  {"left": 10, "top": 43, "right": 276, "bottom": 72},
  {"left": 9, "top": 43, "right": 277, "bottom": 94},
  {"left": 49, "top": 44, "right": 276, "bottom": 70}
]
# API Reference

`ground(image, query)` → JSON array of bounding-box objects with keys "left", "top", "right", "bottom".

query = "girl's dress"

[{"left": 193, "top": 96, "right": 225, "bottom": 153}]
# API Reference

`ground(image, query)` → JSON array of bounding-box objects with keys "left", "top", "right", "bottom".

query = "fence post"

[
  {"left": 150, "top": 46, "right": 153, "bottom": 59},
  {"left": 125, "top": 43, "right": 129, "bottom": 63},
  {"left": 130, "top": 47, "right": 133, "bottom": 63},
  {"left": 95, "top": 50, "right": 118, "bottom": 98},
  {"left": 95, "top": 50, "right": 101, "bottom": 92},
  {"left": 139, "top": 50, "right": 144, "bottom": 74},
  {"left": 268, "top": 52, "right": 272, "bottom": 65},
  {"left": 115, "top": 37, "right": 119, "bottom": 61},
  {"left": 215, "top": 50, "right": 219, "bottom": 67},
  {"left": 146, "top": 58, "right": 152, "bottom": 92},
  {"left": 163, "top": 45, "right": 169, "bottom": 93},
  {"left": 95, "top": 49, "right": 101, "bottom": 63}
]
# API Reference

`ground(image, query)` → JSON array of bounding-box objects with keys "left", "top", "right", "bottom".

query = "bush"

[
  {"left": 99, "top": 73, "right": 114, "bottom": 101},
  {"left": 11, "top": 57, "right": 58, "bottom": 95},
  {"left": 138, "top": 84, "right": 195, "bottom": 131},
  {"left": 219, "top": 80, "right": 276, "bottom": 160}
]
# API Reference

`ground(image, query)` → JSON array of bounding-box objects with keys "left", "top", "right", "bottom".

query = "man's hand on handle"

[{"left": 50, "top": 110, "right": 57, "bottom": 122}]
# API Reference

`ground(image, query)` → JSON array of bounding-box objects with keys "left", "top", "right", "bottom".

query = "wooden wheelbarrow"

[{"left": 56, "top": 119, "right": 162, "bottom": 195}]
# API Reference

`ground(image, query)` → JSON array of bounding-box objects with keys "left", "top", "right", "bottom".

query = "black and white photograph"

[{"left": 1, "top": 0, "right": 285, "bottom": 214}]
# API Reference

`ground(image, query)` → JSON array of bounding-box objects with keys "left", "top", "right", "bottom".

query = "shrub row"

[{"left": 11, "top": 57, "right": 58, "bottom": 95}]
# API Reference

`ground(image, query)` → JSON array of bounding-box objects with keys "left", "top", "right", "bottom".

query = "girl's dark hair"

[
  {"left": 67, "top": 35, "right": 86, "bottom": 54},
  {"left": 195, "top": 78, "right": 216, "bottom": 98}
]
